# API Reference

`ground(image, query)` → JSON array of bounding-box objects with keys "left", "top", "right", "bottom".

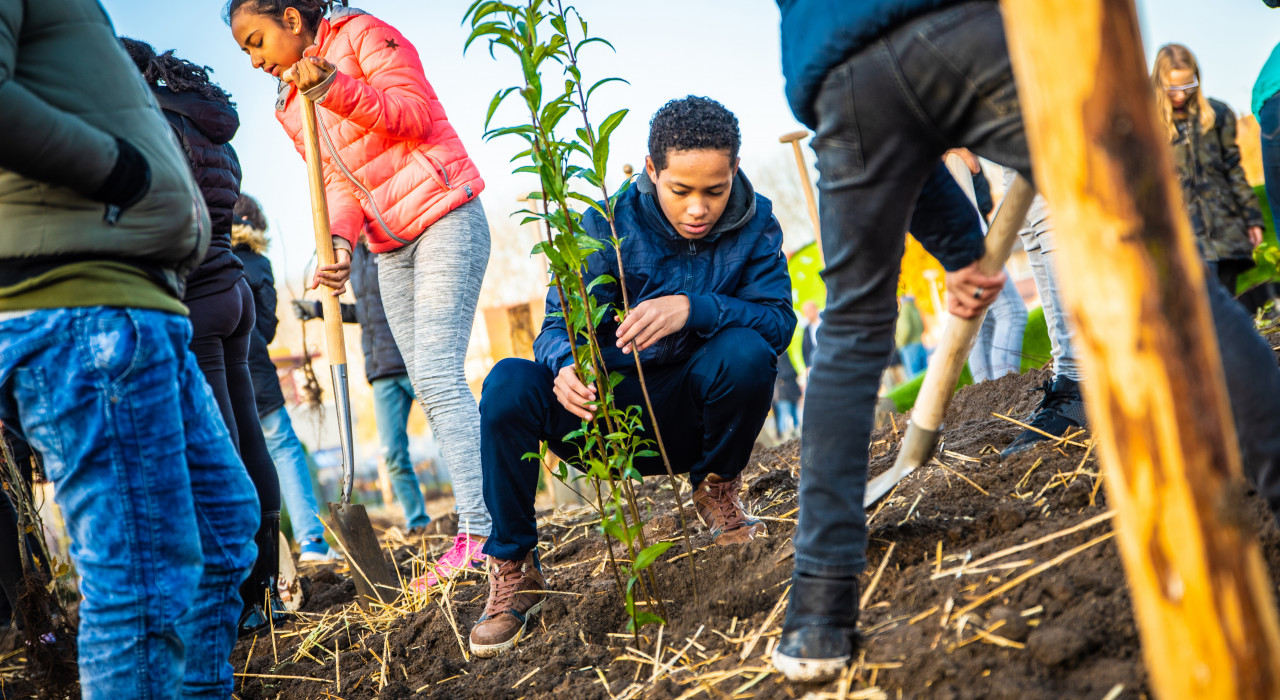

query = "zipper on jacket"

[
  {"left": 685, "top": 240, "right": 696, "bottom": 291},
  {"left": 315, "top": 109, "right": 412, "bottom": 245}
]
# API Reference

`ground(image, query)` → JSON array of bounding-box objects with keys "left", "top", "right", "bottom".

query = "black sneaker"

[
  {"left": 1000, "top": 376, "right": 1087, "bottom": 458},
  {"left": 771, "top": 573, "right": 860, "bottom": 683}
]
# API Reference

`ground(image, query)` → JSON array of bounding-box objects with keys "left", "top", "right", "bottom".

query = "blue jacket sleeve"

[
  {"left": 908, "top": 161, "right": 987, "bottom": 272},
  {"left": 533, "top": 215, "right": 618, "bottom": 373},
  {"left": 682, "top": 213, "right": 797, "bottom": 355}
]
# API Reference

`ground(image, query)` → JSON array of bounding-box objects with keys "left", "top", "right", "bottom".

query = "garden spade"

[
  {"left": 865, "top": 169, "right": 1036, "bottom": 507},
  {"left": 300, "top": 96, "right": 400, "bottom": 607}
]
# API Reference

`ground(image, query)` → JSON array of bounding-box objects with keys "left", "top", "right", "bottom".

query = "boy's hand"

[
  {"left": 283, "top": 56, "right": 336, "bottom": 92},
  {"left": 945, "top": 262, "right": 1005, "bottom": 319},
  {"left": 616, "top": 295, "right": 690, "bottom": 354},
  {"left": 554, "top": 366, "right": 597, "bottom": 421},
  {"left": 310, "top": 248, "right": 351, "bottom": 296},
  {"left": 1249, "top": 225, "right": 1265, "bottom": 247}
]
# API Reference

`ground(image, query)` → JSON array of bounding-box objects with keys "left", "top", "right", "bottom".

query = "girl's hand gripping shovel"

[{"left": 301, "top": 96, "right": 400, "bottom": 607}]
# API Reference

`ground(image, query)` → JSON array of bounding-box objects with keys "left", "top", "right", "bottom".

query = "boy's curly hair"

[
  {"left": 223, "top": 0, "right": 348, "bottom": 29},
  {"left": 647, "top": 96, "right": 741, "bottom": 172},
  {"left": 120, "top": 38, "right": 233, "bottom": 106}
]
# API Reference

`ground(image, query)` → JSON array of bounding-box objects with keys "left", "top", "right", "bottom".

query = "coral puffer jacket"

[{"left": 276, "top": 9, "right": 484, "bottom": 253}]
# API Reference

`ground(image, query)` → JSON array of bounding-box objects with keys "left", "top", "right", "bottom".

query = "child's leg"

[
  {"left": 0, "top": 308, "right": 257, "bottom": 698},
  {"left": 372, "top": 374, "right": 430, "bottom": 530},
  {"left": 401, "top": 200, "right": 492, "bottom": 539},
  {"left": 968, "top": 312, "right": 996, "bottom": 382},
  {"left": 259, "top": 406, "right": 326, "bottom": 544},
  {"left": 986, "top": 272, "right": 1027, "bottom": 378}
]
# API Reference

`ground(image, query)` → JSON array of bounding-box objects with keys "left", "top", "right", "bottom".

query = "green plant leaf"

[
  {"left": 586, "top": 77, "right": 629, "bottom": 101},
  {"left": 626, "top": 611, "right": 665, "bottom": 632},
  {"left": 634, "top": 541, "right": 675, "bottom": 571},
  {"left": 597, "top": 109, "right": 628, "bottom": 144},
  {"left": 484, "top": 86, "right": 519, "bottom": 130},
  {"left": 575, "top": 36, "right": 617, "bottom": 54}
]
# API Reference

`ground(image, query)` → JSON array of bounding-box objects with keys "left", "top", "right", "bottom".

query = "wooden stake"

[{"left": 1001, "top": 1, "right": 1280, "bottom": 697}]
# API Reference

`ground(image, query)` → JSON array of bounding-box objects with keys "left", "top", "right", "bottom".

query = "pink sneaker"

[{"left": 412, "top": 533, "right": 487, "bottom": 591}]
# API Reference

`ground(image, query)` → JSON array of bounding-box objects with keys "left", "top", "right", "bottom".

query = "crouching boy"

[{"left": 469, "top": 96, "right": 796, "bottom": 656}]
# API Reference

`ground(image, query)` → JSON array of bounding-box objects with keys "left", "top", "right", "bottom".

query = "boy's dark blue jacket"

[
  {"left": 534, "top": 170, "right": 796, "bottom": 374},
  {"left": 776, "top": 0, "right": 964, "bottom": 129}
]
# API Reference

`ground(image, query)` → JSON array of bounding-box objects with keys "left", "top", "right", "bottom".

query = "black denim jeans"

[{"left": 796, "top": 0, "right": 1280, "bottom": 578}]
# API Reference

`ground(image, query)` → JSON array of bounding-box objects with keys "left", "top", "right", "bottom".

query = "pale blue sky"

[{"left": 97, "top": 0, "right": 1280, "bottom": 285}]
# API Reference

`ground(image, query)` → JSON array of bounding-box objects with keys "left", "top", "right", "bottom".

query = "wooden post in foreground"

[{"left": 1001, "top": 1, "right": 1280, "bottom": 697}]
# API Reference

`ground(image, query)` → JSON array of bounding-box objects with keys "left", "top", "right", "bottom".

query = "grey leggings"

[{"left": 377, "top": 198, "right": 492, "bottom": 537}]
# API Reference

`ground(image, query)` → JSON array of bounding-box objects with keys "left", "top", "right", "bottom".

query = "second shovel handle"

[{"left": 301, "top": 97, "right": 347, "bottom": 365}]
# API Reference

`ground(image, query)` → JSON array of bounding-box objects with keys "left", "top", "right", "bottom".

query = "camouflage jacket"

[{"left": 1171, "top": 98, "right": 1264, "bottom": 262}]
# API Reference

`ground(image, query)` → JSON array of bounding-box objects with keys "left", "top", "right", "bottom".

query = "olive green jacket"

[
  {"left": 0, "top": 0, "right": 209, "bottom": 299},
  {"left": 1171, "top": 98, "right": 1264, "bottom": 263}
]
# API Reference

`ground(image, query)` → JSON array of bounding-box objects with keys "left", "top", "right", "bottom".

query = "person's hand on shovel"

[
  {"left": 945, "top": 261, "right": 1005, "bottom": 320},
  {"left": 310, "top": 247, "right": 351, "bottom": 296},
  {"left": 282, "top": 56, "right": 337, "bottom": 96}
]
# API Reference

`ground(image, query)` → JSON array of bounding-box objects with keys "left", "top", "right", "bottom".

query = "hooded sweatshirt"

[{"left": 533, "top": 169, "right": 796, "bottom": 374}]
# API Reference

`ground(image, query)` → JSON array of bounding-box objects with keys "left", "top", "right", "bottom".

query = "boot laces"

[
  {"left": 486, "top": 558, "right": 526, "bottom": 614},
  {"left": 703, "top": 478, "right": 749, "bottom": 530},
  {"left": 1028, "top": 380, "right": 1077, "bottom": 428}
]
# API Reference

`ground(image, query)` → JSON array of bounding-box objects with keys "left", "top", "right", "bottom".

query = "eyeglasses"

[{"left": 1166, "top": 78, "right": 1199, "bottom": 97}]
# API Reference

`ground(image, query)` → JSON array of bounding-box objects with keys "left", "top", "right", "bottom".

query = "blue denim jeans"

[
  {"left": 259, "top": 406, "right": 326, "bottom": 544},
  {"left": 0, "top": 307, "right": 259, "bottom": 698},
  {"left": 968, "top": 270, "right": 1026, "bottom": 382},
  {"left": 372, "top": 374, "right": 430, "bottom": 530},
  {"left": 899, "top": 342, "right": 928, "bottom": 378},
  {"left": 798, "top": 0, "right": 1280, "bottom": 578},
  {"left": 1002, "top": 168, "right": 1082, "bottom": 382},
  {"left": 774, "top": 399, "right": 801, "bottom": 435}
]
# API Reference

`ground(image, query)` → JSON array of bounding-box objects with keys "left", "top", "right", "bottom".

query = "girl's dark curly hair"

[
  {"left": 120, "top": 38, "right": 233, "bottom": 106},
  {"left": 647, "top": 96, "right": 741, "bottom": 172},
  {"left": 223, "top": 0, "right": 348, "bottom": 29}
]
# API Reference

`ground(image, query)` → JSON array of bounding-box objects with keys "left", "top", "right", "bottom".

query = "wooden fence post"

[{"left": 1000, "top": 1, "right": 1280, "bottom": 697}]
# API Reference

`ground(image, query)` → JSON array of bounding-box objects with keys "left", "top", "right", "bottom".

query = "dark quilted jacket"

[
  {"left": 233, "top": 244, "right": 287, "bottom": 417},
  {"left": 1171, "top": 98, "right": 1265, "bottom": 263},
  {"left": 350, "top": 241, "right": 408, "bottom": 383},
  {"left": 153, "top": 87, "right": 245, "bottom": 300}
]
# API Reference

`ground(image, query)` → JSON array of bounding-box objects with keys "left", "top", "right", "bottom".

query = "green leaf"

[
  {"left": 597, "top": 109, "right": 628, "bottom": 143},
  {"left": 575, "top": 36, "right": 617, "bottom": 54},
  {"left": 586, "top": 273, "right": 616, "bottom": 293},
  {"left": 484, "top": 86, "right": 519, "bottom": 130},
  {"left": 586, "top": 76, "right": 629, "bottom": 101},
  {"left": 568, "top": 191, "right": 608, "bottom": 218},
  {"left": 636, "top": 449, "right": 658, "bottom": 458},
  {"left": 633, "top": 541, "right": 675, "bottom": 571},
  {"left": 609, "top": 371, "right": 625, "bottom": 389},
  {"left": 627, "top": 611, "right": 665, "bottom": 632}
]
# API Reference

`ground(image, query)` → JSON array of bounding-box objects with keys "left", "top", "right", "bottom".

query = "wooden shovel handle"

[
  {"left": 300, "top": 97, "right": 347, "bottom": 365},
  {"left": 910, "top": 172, "right": 1035, "bottom": 431}
]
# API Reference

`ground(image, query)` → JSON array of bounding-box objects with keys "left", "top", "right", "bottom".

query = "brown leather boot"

[
  {"left": 693, "top": 473, "right": 766, "bottom": 545},
  {"left": 468, "top": 551, "right": 546, "bottom": 657}
]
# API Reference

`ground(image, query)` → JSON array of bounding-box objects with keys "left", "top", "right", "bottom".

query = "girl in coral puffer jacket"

[{"left": 228, "top": 0, "right": 493, "bottom": 584}]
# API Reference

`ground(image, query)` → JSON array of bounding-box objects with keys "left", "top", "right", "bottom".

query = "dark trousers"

[
  {"left": 797, "top": 0, "right": 1280, "bottom": 578},
  {"left": 479, "top": 327, "right": 777, "bottom": 561},
  {"left": 188, "top": 278, "right": 280, "bottom": 512}
]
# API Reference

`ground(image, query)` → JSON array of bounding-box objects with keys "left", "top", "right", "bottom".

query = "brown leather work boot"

[
  {"left": 693, "top": 472, "right": 766, "bottom": 545},
  {"left": 468, "top": 551, "right": 546, "bottom": 657}
]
